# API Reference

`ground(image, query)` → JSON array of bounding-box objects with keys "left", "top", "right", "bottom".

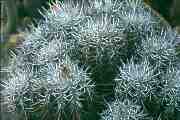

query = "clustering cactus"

[{"left": 1, "top": 0, "right": 180, "bottom": 120}]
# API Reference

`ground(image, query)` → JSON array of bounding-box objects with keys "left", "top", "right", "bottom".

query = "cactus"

[
  {"left": 115, "top": 58, "right": 159, "bottom": 101},
  {"left": 1, "top": 54, "right": 94, "bottom": 120},
  {"left": 101, "top": 99, "right": 148, "bottom": 120},
  {"left": 1, "top": 0, "right": 180, "bottom": 120}
]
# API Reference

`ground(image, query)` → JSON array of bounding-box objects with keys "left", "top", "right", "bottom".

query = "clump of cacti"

[{"left": 1, "top": 0, "right": 180, "bottom": 120}]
